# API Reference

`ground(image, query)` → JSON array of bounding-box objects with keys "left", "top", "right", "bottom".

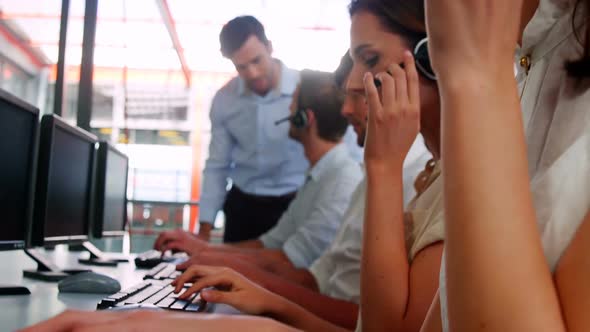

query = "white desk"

[{"left": 0, "top": 248, "right": 237, "bottom": 331}]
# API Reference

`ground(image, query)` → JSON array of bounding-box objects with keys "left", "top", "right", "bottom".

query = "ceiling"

[{"left": 0, "top": 0, "right": 351, "bottom": 73}]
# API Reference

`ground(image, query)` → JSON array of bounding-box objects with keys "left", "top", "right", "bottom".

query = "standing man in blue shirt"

[{"left": 198, "top": 16, "right": 308, "bottom": 242}]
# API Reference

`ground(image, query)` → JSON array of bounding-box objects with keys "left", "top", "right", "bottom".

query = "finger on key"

[{"left": 173, "top": 265, "right": 218, "bottom": 293}]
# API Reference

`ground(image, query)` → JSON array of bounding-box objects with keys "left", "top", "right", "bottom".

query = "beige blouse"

[{"left": 404, "top": 160, "right": 445, "bottom": 261}]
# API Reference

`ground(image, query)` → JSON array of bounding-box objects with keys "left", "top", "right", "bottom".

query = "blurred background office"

[{"left": 0, "top": 0, "right": 353, "bottom": 252}]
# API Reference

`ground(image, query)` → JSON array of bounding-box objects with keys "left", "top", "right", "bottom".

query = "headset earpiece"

[
  {"left": 414, "top": 38, "right": 437, "bottom": 81},
  {"left": 291, "top": 108, "right": 309, "bottom": 129}
]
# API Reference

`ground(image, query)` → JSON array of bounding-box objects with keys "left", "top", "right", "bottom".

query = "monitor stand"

[
  {"left": 75, "top": 241, "right": 129, "bottom": 267},
  {"left": 0, "top": 285, "right": 30, "bottom": 296},
  {"left": 23, "top": 248, "right": 91, "bottom": 282}
]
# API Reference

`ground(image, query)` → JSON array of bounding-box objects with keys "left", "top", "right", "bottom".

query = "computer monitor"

[
  {"left": 23, "top": 114, "right": 97, "bottom": 281},
  {"left": 0, "top": 89, "right": 38, "bottom": 295},
  {"left": 78, "top": 141, "right": 130, "bottom": 266},
  {"left": 93, "top": 141, "right": 129, "bottom": 238}
]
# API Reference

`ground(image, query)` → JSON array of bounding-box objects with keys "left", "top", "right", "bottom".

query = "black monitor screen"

[
  {"left": 101, "top": 147, "right": 128, "bottom": 233},
  {"left": 44, "top": 126, "right": 94, "bottom": 239},
  {"left": 0, "top": 92, "right": 37, "bottom": 250}
]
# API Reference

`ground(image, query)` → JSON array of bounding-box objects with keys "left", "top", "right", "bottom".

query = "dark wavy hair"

[
  {"left": 348, "top": 0, "right": 426, "bottom": 49},
  {"left": 349, "top": 0, "right": 589, "bottom": 79},
  {"left": 565, "top": 0, "right": 590, "bottom": 78}
]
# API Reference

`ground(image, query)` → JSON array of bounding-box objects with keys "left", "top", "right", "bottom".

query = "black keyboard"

[
  {"left": 97, "top": 279, "right": 207, "bottom": 312},
  {"left": 134, "top": 250, "right": 188, "bottom": 269},
  {"left": 144, "top": 262, "right": 182, "bottom": 280}
]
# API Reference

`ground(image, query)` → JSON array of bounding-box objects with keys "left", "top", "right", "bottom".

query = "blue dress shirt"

[
  {"left": 199, "top": 61, "right": 308, "bottom": 223},
  {"left": 259, "top": 144, "right": 363, "bottom": 268}
]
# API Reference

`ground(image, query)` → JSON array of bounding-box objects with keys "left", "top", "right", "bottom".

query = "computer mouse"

[
  {"left": 107, "top": 303, "right": 164, "bottom": 312},
  {"left": 58, "top": 271, "right": 121, "bottom": 294}
]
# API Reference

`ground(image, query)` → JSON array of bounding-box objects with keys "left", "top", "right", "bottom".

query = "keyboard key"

[
  {"left": 108, "top": 292, "right": 128, "bottom": 301},
  {"left": 170, "top": 294, "right": 198, "bottom": 310},
  {"left": 124, "top": 285, "right": 162, "bottom": 304},
  {"left": 156, "top": 296, "right": 176, "bottom": 308},
  {"left": 184, "top": 303, "right": 203, "bottom": 312},
  {"left": 126, "top": 281, "right": 151, "bottom": 294},
  {"left": 144, "top": 263, "right": 167, "bottom": 278},
  {"left": 97, "top": 298, "right": 117, "bottom": 309},
  {"left": 170, "top": 300, "right": 189, "bottom": 310},
  {"left": 134, "top": 250, "right": 186, "bottom": 269},
  {"left": 170, "top": 293, "right": 196, "bottom": 310},
  {"left": 154, "top": 265, "right": 176, "bottom": 280},
  {"left": 184, "top": 294, "right": 205, "bottom": 312},
  {"left": 143, "top": 286, "right": 174, "bottom": 305}
]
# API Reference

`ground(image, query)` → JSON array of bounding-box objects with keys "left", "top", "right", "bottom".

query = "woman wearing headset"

[
  {"left": 166, "top": 1, "right": 445, "bottom": 331},
  {"left": 348, "top": 0, "right": 445, "bottom": 331},
  {"left": 162, "top": 2, "right": 444, "bottom": 330},
  {"left": 171, "top": 1, "right": 446, "bottom": 331}
]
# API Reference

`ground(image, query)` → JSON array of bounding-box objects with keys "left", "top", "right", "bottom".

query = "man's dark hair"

[
  {"left": 334, "top": 51, "right": 353, "bottom": 89},
  {"left": 299, "top": 70, "right": 347, "bottom": 142},
  {"left": 219, "top": 15, "right": 269, "bottom": 58}
]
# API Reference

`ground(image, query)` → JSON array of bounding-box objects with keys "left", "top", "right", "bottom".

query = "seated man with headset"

[{"left": 154, "top": 69, "right": 363, "bottom": 270}]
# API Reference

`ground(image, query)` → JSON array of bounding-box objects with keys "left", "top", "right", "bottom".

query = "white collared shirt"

[
  {"left": 440, "top": 2, "right": 590, "bottom": 330},
  {"left": 259, "top": 144, "right": 363, "bottom": 268}
]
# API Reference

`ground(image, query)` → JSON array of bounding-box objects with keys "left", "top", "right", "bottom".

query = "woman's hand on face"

[
  {"left": 363, "top": 52, "right": 420, "bottom": 173},
  {"left": 425, "top": 0, "right": 523, "bottom": 81},
  {"left": 171, "top": 265, "right": 280, "bottom": 315}
]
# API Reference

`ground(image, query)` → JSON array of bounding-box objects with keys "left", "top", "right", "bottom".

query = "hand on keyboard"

[
  {"left": 153, "top": 229, "right": 209, "bottom": 256},
  {"left": 97, "top": 279, "right": 207, "bottom": 312},
  {"left": 170, "top": 265, "right": 283, "bottom": 316}
]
